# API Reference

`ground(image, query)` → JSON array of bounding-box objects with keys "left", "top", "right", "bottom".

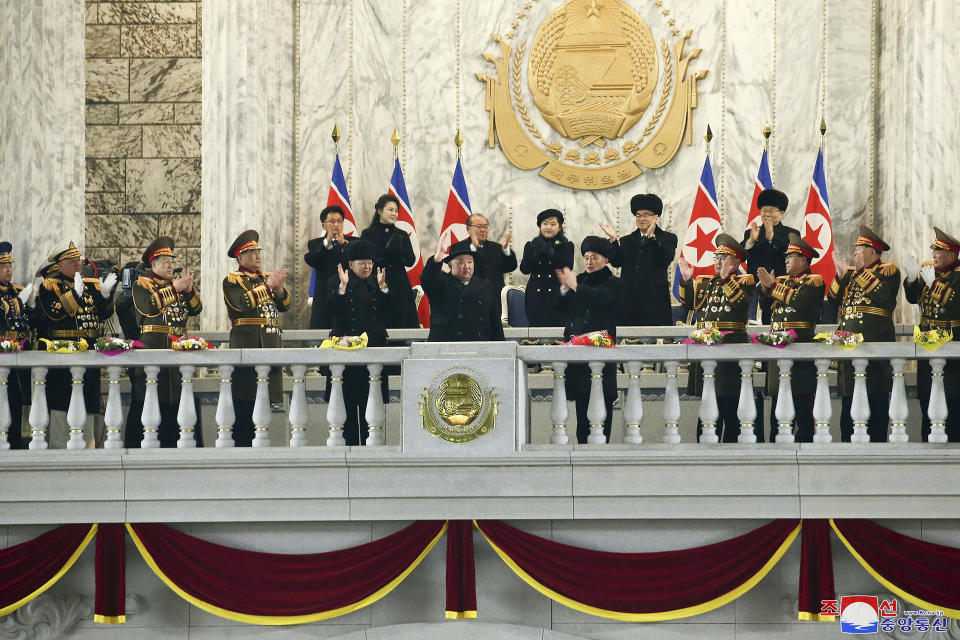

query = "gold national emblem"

[
  {"left": 419, "top": 370, "right": 499, "bottom": 444},
  {"left": 477, "top": 0, "right": 707, "bottom": 190}
]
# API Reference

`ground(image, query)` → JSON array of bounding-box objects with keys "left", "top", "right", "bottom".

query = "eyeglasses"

[
  {"left": 635, "top": 212, "right": 658, "bottom": 217},
  {"left": 470, "top": 224, "right": 489, "bottom": 229},
  {"left": 351, "top": 260, "right": 373, "bottom": 267}
]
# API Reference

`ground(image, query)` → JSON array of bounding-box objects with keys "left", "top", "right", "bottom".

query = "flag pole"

[
  {"left": 332, "top": 123, "right": 340, "bottom": 154},
  {"left": 391, "top": 127, "right": 400, "bottom": 158},
  {"left": 704, "top": 124, "right": 713, "bottom": 154},
  {"left": 762, "top": 122, "right": 771, "bottom": 148},
  {"left": 454, "top": 129, "right": 464, "bottom": 159},
  {"left": 819, "top": 116, "right": 826, "bottom": 149}
]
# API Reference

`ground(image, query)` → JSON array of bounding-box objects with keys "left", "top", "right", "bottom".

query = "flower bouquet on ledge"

[
  {"left": 914, "top": 325, "right": 953, "bottom": 352},
  {"left": 0, "top": 337, "right": 24, "bottom": 353},
  {"left": 40, "top": 338, "right": 88, "bottom": 353},
  {"left": 813, "top": 330, "right": 863, "bottom": 350},
  {"left": 750, "top": 329, "right": 797, "bottom": 349},
  {"left": 319, "top": 332, "right": 368, "bottom": 350},
  {"left": 683, "top": 328, "right": 731, "bottom": 346},
  {"left": 170, "top": 335, "right": 214, "bottom": 351},
  {"left": 562, "top": 330, "right": 614, "bottom": 347},
  {"left": 94, "top": 336, "right": 144, "bottom": 355}
]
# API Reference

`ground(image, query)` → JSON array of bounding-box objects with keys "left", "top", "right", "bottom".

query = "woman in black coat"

[
  {"left": 360, "top": 193, "right": 419, "bottom": 328},
  {"left": 519, "top": 209, "right": 574, "bottom": 327}
]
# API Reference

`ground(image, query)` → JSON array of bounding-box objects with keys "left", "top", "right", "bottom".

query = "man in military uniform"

[
  {"left": 903, "top": 227, "right": 960, "bottom": 441},
  {"left": 37, "top": 241, "right": 117, "bottom": 448},
  {"left": 0, "top": 242, "right": 35, "bottom": 448},
  {"left": 828, "top": 225, "right": 899, "bottom": 442},
  {"left": 129, "top": 237, "right": 203, "bottom": 447},
  {"left": 223, "top": 230, "right": 290, "bottom": 446},
  {"left": 422, "top": 242, "right": 505, "bottom": 342},
  {"left": 448, "top": 213, "right": 517, "bottom": 292},
  {"left": 304, "top": 205, "right": 357, "bottom": 329},
  {"left": 326, "top": 240, "right": 390, "bottom": 445},
  {"left": 756, "top": 234, "right": 824, "bottom": 442},
  {"left": 678, "top": 233, "right": 759, "bottom": 442},
  {"left": 555, "top": 236, "right": 622, "bottom": 443}
]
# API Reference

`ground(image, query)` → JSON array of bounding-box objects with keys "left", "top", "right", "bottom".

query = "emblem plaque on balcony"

[{"left": 419, "top": 370, "right": 499, "bottom": 444}]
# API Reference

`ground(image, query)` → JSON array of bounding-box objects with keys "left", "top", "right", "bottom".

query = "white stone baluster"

[
  {"left": 698, "top": 360, "right": 719, "bottom": 444},
  {"left": 774, "top": 359, "right": 796, "bottom": 443},
  {"left": 365, "top": 364, "right": 386, "bottom": 446},
  {"left": 549, "top": 361, "right": 569, "bottom": 445},
  {"left": 103, "top": 366, "right": 124, "bottom": 449},
  {"left": 288, "top": 365, "right": 308, "bottom": 447},
  {"left": 888, "top": 358, "right": 909, "bottom": 443},
  {"left": 28, "top": 367, "right": 49, "bottom": 449},
  {"left": 928, "top": 358, "right": 948, "bottom": 443},
  {"left": 140, "top": 365, "right": 161, "bottom": 448},
  {"left": 177, "top": 365, "right": 197, "bottom": 448},
  {"left": 0, "top": 367, "right": 10, "bottom": 449},
  {"left": 737, "top": 360, "right": 757, "bottom": 443},
  {"left": 812, "top": 359, "right": 833, "bottom": 443},
  {"left": 252, "top": 365, "right": 272, "bottom": 447},
  {"left": 215, "top": 365, "right": 235, "bottom": 447},
  {"left": 66, "top": 366, "right": 87, "bottom": 450},
  {"left": 326, "top": 364, "right": 347, "bottom": 446},
  {"left": 623, "top": 361, "right": 643, "bottom": 445},
  {"left": 586, "top": 361, "right": 607, "bottom": 444},
  {"left": 850, "top": 358, "right": 871, "bottom": 443},
  {"left": 662, "top": 361, "right": 681, "bottom": 444}
]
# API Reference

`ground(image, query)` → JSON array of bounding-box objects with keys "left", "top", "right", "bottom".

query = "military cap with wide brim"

[
  {"left": 46, "top": 240, "right": 82, "bottom": 263},
  {"left": 786, "top": 233, "right": 819, "bottom": 260},
  {"left": 580, "top": 236, "right": 614, "bottom": 259},
  {"left": 854, "top": 224, "right": 890, "bottom": 252},
  {"left": 757, "top": 188, "right": 789, "bottom": 212},
  {"left": 714, "top": 233, "right": 747, "bottom": 261},
  {"left": 228, "top": 229, "right": 262, "bottom": 258},
  {"left": 443, "top": 245, "right": 475, "bottom": 264},
  {"left": 35, "top": 261, "right": 57, "bottom": 278},
  {"left": 0, "top": 241, "right": 12, "bottom": 265},
  {"left": 932, "top": 227, "right": 960, "bottom": 254},
  {"left": 142, "top": 236, "right": 176, "bottom": 265}
]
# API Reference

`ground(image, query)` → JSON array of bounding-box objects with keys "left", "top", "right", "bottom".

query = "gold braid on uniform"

[
  {"left": 720, "top": 274, "right": 753, "bottom": 304},
  {"left": 42, "top": 277, "right": 80, "bottom": 316}
]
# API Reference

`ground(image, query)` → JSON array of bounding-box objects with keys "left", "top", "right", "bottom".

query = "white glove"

[
  {"left": 902, "top": 255, "right": 921, "bottom": 281},
  {"left": 920, "top": 264, "right": 937, "bottom": 288},
  {"left": 73, "top": 271, "right": 84, "bottom": 296},
  {"left": 17, "top": 283, "right": 34, "bottom": 307},
  {"left": 307, "top": 296, "right": 313, "bottom": 307},
  {"left": 100, "top": 272, "right": 118, "bottom": 296}
]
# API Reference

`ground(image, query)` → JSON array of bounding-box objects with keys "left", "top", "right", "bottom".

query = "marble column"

[
  {"left": 0, "top": 0, "right": 85, "bottom": 285},
  {"left": 202, "top": 0, "right": 295, "bottom": 332}
]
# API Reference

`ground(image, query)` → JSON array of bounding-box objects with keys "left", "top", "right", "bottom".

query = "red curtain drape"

[
  {"left": 445, "top": 520, "right": 476, "bottom": 619},
  {"left": 831, "top": 519, "right": 960, "bottom": 619},
  {"left": 475, "top": 519, "right": 800, "bottom": 621},
  {"left": 0, "top": 524, "right": 97, "bottom": 617},
  {"left": 798, "top": 519, "right": 835, "bottom": 621},
  {"left": 127, "top": 521, "right": 446, "bottom": 625},
  {"left": 94, "top": 523, "right": 126, "bottom": 624}
]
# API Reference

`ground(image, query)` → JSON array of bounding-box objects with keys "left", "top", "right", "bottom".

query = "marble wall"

[
  {"left": 84, "top": 1, "right": 202, "bottom": 277},
  {"left": 0, "top": 0, "right": 85, "bottom": 285}
]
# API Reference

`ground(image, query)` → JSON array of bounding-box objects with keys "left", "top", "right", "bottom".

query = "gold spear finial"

[
  {"left": 705, "top": 124, "right": 713, "bottom": 152},
  {"left": 331, "top": 124, "right": 340, "bottom": 151},
  {"left": 762, "top": 123, "right": 772, "bottom": 146},
  {"left": 454, "top": 129, "right": 464, "bottom": 158},
  {"left": 819, "top": 116, "right": 827, "bottom": 138},
  {"left": 391, "top": 127, "right": 400, "bottom": 157}
]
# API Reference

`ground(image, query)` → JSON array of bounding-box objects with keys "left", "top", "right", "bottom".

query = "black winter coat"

[
  {"left": 421, "top": 257, "right": 505, "bottom": 342},
  {"left": 608, "top": 226, "right": 677, "bottom": 326},
  {"left": 519, "top": 234, "right": 574, "bottom": 327},
  {"left": 304, "top": 235, "right": 356, "bottom": 329},
  {"left": 326, "top": 271, "right": 390, "bottom": 347},
  {"left": 449, "top": 238, "right": 518, "bottom": 292},
  {"left": 361, "top": 220, "right": 419, "bottom": 328},
  {"left": 558, "top": 267, "right": 622, "bottom": 341}
]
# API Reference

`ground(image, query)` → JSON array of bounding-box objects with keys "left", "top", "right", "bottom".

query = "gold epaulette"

[
  {"left": 41, "top": 277, "right": 59, "bottom": 292},
  {"left": 226, "top": 271, "right": 247, "bottom": 286},
  {"left": 82, "top": 277, "right": 102, "bottom": 290},
  {"left": 136, "top": 275, "right": 155, "bottom": 289},
  {"left": 693, "top": 275, "right": 711, "bottom": 285},
  {"left": 804, "top": 274, "right": 824, "bottom": 286},
  {"left": 734, "top": 274, "right": 755, "bottom": 285},
  {"left": 923, "top": 260, "right": 936, "bottom": 267},
  {"left": 878, "top": 262, "right": 898, "bottom": 276}
]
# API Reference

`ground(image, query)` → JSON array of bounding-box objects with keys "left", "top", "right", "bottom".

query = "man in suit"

[
  {"left": 756, "top": 234, "right": 824, "bottom": 442},
  {"left": 555, "top": 236, "right": 622, "bottom": 443},
  {"left": 742, "top": 189, "right": 800, "bottom": 323},
  {"left": 0, "top": 242, "right": 34, "bottom": 448},
  {"left": 326, "top": 240, "right": 390, "bottom": 445},
  {"left": 305, "top": 205, "right": 357, "bottom": 329},
  {"left": 600, "top": 193, "right": 678, "bottom": 327},
  {"left": 903, "top": 227, "right": 960, "bottom": 441},
  {"left": 448, "top": 213, "right": 517, "bottom": 292},
  {"left": 828, "top": 225, "right": 899, "bottom": 442},
  {"left": 422, "top": 243, "right": 504, "bottom": 342},
  {"left": 679, "top": 233, "right": 757, "bottom": 442},
  {"left": 37, "top": 240, "right": 117, "bottom": 448},
  {"left": 223, "top": 230, "right": 290, "bottom": 446}
]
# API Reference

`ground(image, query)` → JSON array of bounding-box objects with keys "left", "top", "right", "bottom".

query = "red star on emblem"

[
  {"left": 688, "top": 225, "right": 718, "bottom": 262},
  {"left": 803, "top": 220, "right": 824, "bottom": 250}
]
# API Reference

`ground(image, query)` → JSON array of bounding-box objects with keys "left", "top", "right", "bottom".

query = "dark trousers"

[
  {"left": 696, "top": 394, "right": 766, "bottom": 443},
  {"left": 127, "top": 371, "right": 203, "bottom": 447},
  {"left": 840, "top": 394, "right": 889, "bottom": 442},
  {"left": 916, "top": 359, "right": 960, "bottom": 442},
  {"left": 566, "top": 363, "right": 617, "bottom": 444},
  {"left": 768, "top": 394, "right": 815, "bottom": 442},
  {"left": 232, "top": 399, "right": 256, "bottom": 447},
  {"left": 341, "top": 367, "right": 389, "bottom": 446}
]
